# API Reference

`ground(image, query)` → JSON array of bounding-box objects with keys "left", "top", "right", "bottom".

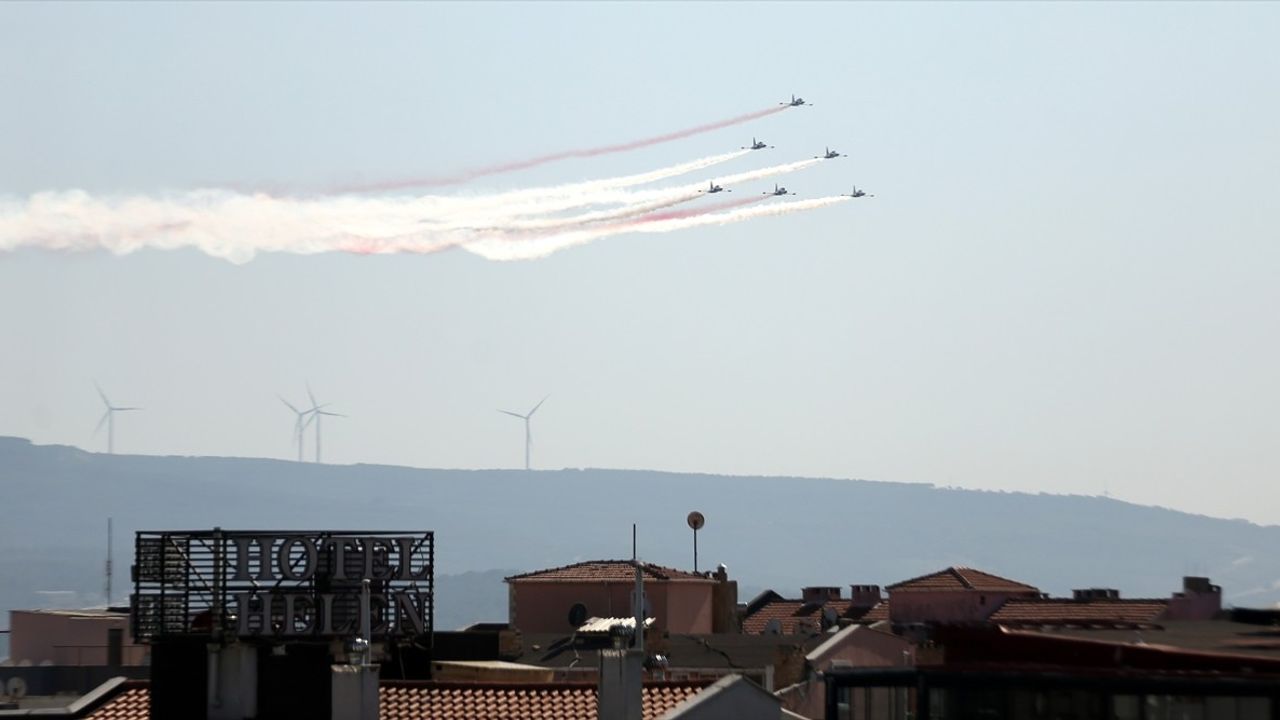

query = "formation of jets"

[{"left": 690, "top": 97, "right": 872, "bottom": 199}]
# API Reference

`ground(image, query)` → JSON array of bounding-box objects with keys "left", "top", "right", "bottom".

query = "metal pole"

[
  {"left": 105, "top": 517, "right": 113, "bottom": 605},
  {"left": 693, "top": 527, "right": 698, "bottom": 573}
]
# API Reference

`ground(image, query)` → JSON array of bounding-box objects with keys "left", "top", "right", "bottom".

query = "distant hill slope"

[{"left": 2, "top": 435, "right": 1277, "bottom": 641}]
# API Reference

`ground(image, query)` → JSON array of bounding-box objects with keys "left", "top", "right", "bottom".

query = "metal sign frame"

[{"left": 132, "top": 529, "right": 433, "bottom": 644}]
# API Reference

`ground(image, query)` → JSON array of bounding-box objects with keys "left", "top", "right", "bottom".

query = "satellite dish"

[
  {"left": 568, "top": 602, "right": 588, "bottom": 628},
  {"left": 5, "top": 676, "right": 27, "bottom": 700},
  {"left": 686, "top": 511, "right": 705, "bottom": 531}
]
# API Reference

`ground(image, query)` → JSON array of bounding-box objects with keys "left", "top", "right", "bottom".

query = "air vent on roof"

[{"left": 821, "top": 607, "right": 838, "bottom": 630}]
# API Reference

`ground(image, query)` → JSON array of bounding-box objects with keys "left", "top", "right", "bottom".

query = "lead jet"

[
  {"left": 817, "top": 147, "right": 844, "bottom": 159},
  {"left": 764, "top": 183, "right": 793, "bottom": 196},
  {"left": 843, "top": 186, "right": 874, "bottom": 198},
  {"left": 743, "top": 137, "right": 771, "bottom": 150},
  {"left": 701, "top": 181, "right": 729, "bottom": 194},
  {"left": 780, "top": 94, "right": 809, "bottom": 107}
]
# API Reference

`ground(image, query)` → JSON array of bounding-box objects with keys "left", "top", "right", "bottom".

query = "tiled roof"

[
  {"left": 742, "top": 599, "right": 888, "bottom": 634},
  {"left": 382, "top": 680, "right": 705, "bottom": 720},
  {"left": 991, "top": 599, "right": 1169, "bottom": 627},
  {"left": 886, "top": 567, "right": 1039, "bottom": 594},
  {"left": 81, "top": 681, "right": 707, "bottom": 720},
  {"left": 84, "top": 685, "right": 148, "bottom": 719},
  {"left": 506, "top": 561, "right": 710, "bottom": 583}
]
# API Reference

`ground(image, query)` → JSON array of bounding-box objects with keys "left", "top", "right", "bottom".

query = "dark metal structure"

[{"left": 131, "top": 529, "right": 434, "bottom": 644}]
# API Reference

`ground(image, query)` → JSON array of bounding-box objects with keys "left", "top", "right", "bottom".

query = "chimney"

[
  {"left": 1072, "top": 588, "right": 1121, "bottom": 601},
  {"left": 849, "top": 585, "right": 882, "bottom": 609},
  {"left": 331, "top": 664, "right": 379, "bottom": 720},
  {"left": 711, "top": 564, "right": 739, "bottom": 633},
  {"left": 1182, "top": 576, "right": 1216, "bottom": 595},
  {"left": 598, "top": 648, "right": 643, "bottom": 720},
  {"left": 802, "top": 586, "right": 842, "bottom": 604},
  {"left": 206, "top": 644, "right": 258, "bottom": 720}
]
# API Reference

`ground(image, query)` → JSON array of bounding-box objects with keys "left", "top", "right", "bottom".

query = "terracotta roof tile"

[
  {"left": 506, "top": 561, "right": 710, "bottom": 583},
  {"left": 84, "top": 685, "right": 148, "bottom": 720},
  {"left": 886, "top": 566, "right": 1039, "bottom": 594},
  {"left": 742, "top": 599, "right": 888, "bottom": 634},
  {"left": 80, "top": 680, "right": 707, "bottom": 720},
  {"left": 991, "top": 599, "right": 1169, "bottom": 627}
]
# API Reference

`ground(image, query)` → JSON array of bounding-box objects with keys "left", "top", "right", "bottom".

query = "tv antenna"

[{"left": 687, "top": 511, "right": 705, "bottom": 573}]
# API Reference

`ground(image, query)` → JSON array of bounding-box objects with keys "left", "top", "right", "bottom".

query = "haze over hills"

[{"left": 2, "top": 435, "right": 1278, "bottom": 659}]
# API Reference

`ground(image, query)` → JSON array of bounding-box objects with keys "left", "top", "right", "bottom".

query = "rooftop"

[
  {"left": 741, "top": 599, "right": 888, "bottom": 635},
  {"left": 886, "top": 566, "right": 1039, "bottom": 594},
  {"left": 78, "top": 680, "right": 710, "bottom": 720},
  {"left": 990, "top": 598, "right": 1169, "bottom": 628},
  {"left": 506, "top": 561, "right": 711, "bottom": 583}
]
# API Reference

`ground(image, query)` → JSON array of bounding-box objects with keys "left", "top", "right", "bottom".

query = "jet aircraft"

[
  {"left": 843, "top": 186, "right": 874, "bottom": 198},
  {"left": 701, "top": 181, "right": 729, "bottom": 194},
  {"left": 743, "top": 137, "right": 771, "bottom": 150},
  {"left": 781, "top": 94, "right": 809, "bottom": 107},
  {"left": 817, "top": 147, "right": 844, "bottom": 159},
  {"left": 764, "top": 184, "right": 792, "bottom": 196}
]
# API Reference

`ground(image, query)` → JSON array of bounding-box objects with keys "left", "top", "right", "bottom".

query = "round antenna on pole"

[
  {"left": 686, "top": 511, "right": 705, "bottom": 531},
  {"left": 686, "top": 511, "right": 705, "bottom": 573}
]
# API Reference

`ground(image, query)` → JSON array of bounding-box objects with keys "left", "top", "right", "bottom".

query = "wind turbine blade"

[
  {"left": 499, "top": 410, "right": 527, "bottom": 419},
  {"left": 279, "top": 396, "right": 301, "bottom": 414},
  {"left": 94, "top": 382, "right": 110, "bottom": 408},
  {"left": 115, "top": 407, "right": 141, "bottom": 412},
  {"left": 306, "top": 383, "right": 318, "bottom": 409},
  {"left": 318, "top": 411, "right": 345, "bottom": 417},
  {"left": 94, "top": 410, "right": 111, "bottom": 435},
  {"left": 528, "top": 395, "right": 549, "bottom": 417},
  {"left": 303, "top": 413, "right": 317, "bottom": 430}
]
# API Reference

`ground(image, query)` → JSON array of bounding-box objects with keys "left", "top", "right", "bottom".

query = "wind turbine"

[
  {"left": 93, "top": 383, "right": 139, "bottom": 455},
  {"left": 304, "top": 384, "right": 345, "bottom": 463},
  {"left": 279, "top": 395, "right": 312, "bottom": 462},
  {"left": 499, "top": 396, "right": 547, "bottom": 471}
]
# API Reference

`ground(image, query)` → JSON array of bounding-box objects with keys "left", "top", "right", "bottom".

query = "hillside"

[{"left": 2, "top": 435, "right": 1277, "bottom": 655}]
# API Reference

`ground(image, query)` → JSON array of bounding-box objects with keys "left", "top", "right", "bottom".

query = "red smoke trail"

[
  {"left": 339, "top": 106, "right": 789, "bottom": 193},
  {"left": 631, "top": 195, "right": 766, "bottom": 224}
]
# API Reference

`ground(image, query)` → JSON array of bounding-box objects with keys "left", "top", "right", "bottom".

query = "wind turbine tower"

[
  {"left": 94, "top": 383, "right": 139, "bottom": 455},
  {"left": 304, "top": 384, "right": 345, "bottom": 464},
  {"left": 500, "top": 396, "right": 548, "bottom": 471},
  {"left": 279, "top": 396, "right": 312, "bottom": 462}
]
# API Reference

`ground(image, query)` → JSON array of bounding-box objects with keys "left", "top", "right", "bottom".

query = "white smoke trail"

[
  {"left": 458, "top": 196, "right": 853, "bottom": 261},
  {"left": 423, "top": 156, "right": 821, "bottom": 228},
  {"left": 0, "top": 156, "right": 832, "bottom": 263}
]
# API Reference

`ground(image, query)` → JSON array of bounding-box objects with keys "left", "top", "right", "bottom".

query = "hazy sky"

[{"left": 1, "top": 2, "right": 1277, "bottom": 523}]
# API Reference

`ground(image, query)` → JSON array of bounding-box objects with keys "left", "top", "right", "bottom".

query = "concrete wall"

[
  {"left": 778, "top": 626, "right": 912, "bottom": 719},
  {"left": 7, "top": 611, "right": 146, "bottom": 667}
]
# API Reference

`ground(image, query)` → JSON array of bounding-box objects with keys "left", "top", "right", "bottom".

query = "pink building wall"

[
  {"left": 664, "top": 583, "right": 713, "bottom": 634},
  {"left": 8, "top": 610, "right": 146, "bottom": 666},
  {"left": 1163, "top": 577, "right": 1223, "bottom": 621},
  {"left": 509, "top": 581, "right": 713, "bottom": 634},
  {"left": 889, "top": 590, "right": 1038, "bottom": 624}
]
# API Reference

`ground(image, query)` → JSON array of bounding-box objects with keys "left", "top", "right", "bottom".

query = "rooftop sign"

[{"left": 131, "top": 530, "right": 433, "bottom": 644}]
